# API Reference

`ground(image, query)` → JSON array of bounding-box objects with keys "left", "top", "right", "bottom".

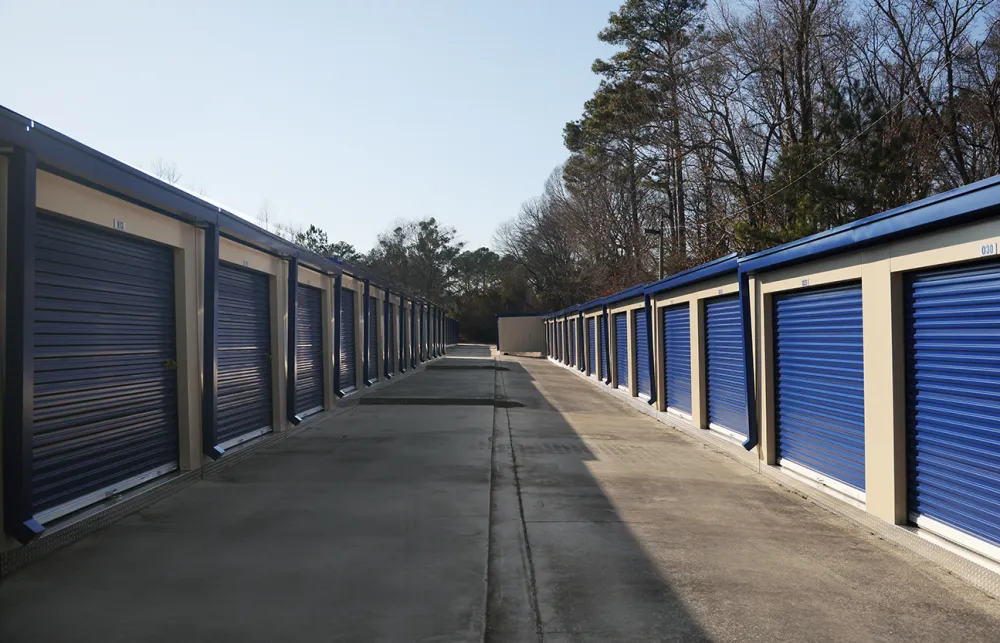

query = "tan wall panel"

[
  {"left": 889, "top": 218, "right": 1000, "bottom": 273},
  {"left": 652, "top": 275, "right": 739, "bottom": 426},
  {"left": 36, "top": 171, "right": 187, "bottom": 248},
  {"left": 297, "top": 265, "right": 324, "bottom": 288},
  {"left": 272, "top": 263, "right": 289, "bottom": 431},
  {"left": 174, "top": 230, "right": 202, "bottom": 470},
  {"left": 862, "top": 248, "right": 907, "bottom": 522},
  {"left": 498, "top": 316, "right": 545, "bottom": 353},
  {"left": 219, "top": 239, "right": 281, "bottom": 276},
  {"left": 342, "top": 274, "right": 362, "bottom": 291},
  {"left": 691, "top": 299, "right": 707, "bottom": 429},
  {"left": 651, "top": 275, "right": 737, "bottom": 307},
  {"left": 758, "top": 252, "right": 862, "bottom": 294}
]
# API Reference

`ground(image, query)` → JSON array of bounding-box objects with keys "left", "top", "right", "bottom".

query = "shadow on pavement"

[{"left": 491, "top": 358, "right": 711, "bottom": 642}]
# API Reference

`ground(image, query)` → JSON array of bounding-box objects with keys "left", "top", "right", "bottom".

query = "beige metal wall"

[
  {"left": 749, "top": 217, "right": 1000, "bottom": 529},
  {"left": 341, "top": 275, "right": 365, "bottom": 392},
  {"left": 652, "top": 275, "right": 739, "bottom": 431},
  {"left": 608, "top": 298, "right": 645, "bottom": 395},
  {"left": 498, "top": 316, "right": 545, "bottom": 353},
  {"left": 220, "top": 238, "right": 289, "bottom": 434},
  {"left": 0, "top": 170, "right": 355, "bottom": 551}
]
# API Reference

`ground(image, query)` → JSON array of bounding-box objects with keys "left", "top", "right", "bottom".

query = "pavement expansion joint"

[{"left": 359, "top": 397, "right": 524, "bottom": 408}]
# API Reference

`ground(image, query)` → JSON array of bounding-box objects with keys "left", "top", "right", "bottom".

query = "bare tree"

[
  {"left": 148, "top": 158, "right": 182, "bottom": 185},
  {"left": 256, "top": 198, "right": 275, "bottom": 232}
]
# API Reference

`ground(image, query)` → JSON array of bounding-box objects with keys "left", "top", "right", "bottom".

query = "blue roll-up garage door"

[
  {"left": 615, "top": 313, "right": 628, "bottom": 390},
  {"left": 663, "top": 304, "right": 691, "bottom": 414},
  {"left": 340, "top": 288, "right": 357, "bottom": 393},
  {"left": 32, "top": 213, "right": 179, "bottom": 521},
  {"left": 570, "top": 320, "right": 577, "bottom": 367},
  {"left": 368, "top": 296, "right": 379, "bottom": 380},
  {"left": 635, "top": 308, "right": 651, "bottom": 397},
  {"left": 387, "top": 303, "right": 395, "bottom": 375},
  {"left": 295, "top": 285, "right": 324, "bottom": 416},
  {"left": 587, "top": 317, "right": 596, "bottom": 376},
  {"left": 906, "top": 262, "right": 1000, "bottom": 548},
  {"left": 217, "top": 263, "right": 273, "bottom": 448},
  {"left": 705, "top": 295, "right": 747, "bottom": 434},
  {"left": 599, "top": 315, "right": 609, "bottom": 381},
  {"left": 774, "top": 283, "right": 865, "bottom": 491}
]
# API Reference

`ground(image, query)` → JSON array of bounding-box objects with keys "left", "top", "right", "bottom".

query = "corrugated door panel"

[
  {"left": 587, "top": 317, "right": 597, "bottom": 375},
  {"left": 907, "top": 262, "right": 1000, "bottom": 547},
  {"left": 600, "top": 315, "right": 609, "bottom": 380},
  {"left": 295, "top": 285, "right": 324, "bottom": 414},
  {"left": 705, "top": 295, "right": 747, "bottom": 434},
  {"left": 615, "top": 313, "right": 628, "bottom": 389},
  {"left": 368, "top": 296, "right": 379, "bottom": 379},
  {"left": 663, "top": 304, "right": 692, "bottom": 414},
  {"left": 340, "top": 288, "right": 356, "bottom": 392},
  {"left": 387, "top": 303, "right": 395, "bottom": 375},
  {"left": 217, "top": 264, "right": 272, "bottom": 446},
  {"left": 775, "top": 284, "right": 865, "bottom": 490},
  {"left": 32, "top": 213, "right": 179, "bottom": 515},
  {"left": 570, "top": 321, "right": 577, "bottom": 366},
  {"left": 635, "top": 309, "right": 651, "bottom": 397}
]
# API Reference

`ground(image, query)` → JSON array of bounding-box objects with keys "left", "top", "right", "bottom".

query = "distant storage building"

[{"left": 544, "top": 174, "right": 1000, "bottom": 572}]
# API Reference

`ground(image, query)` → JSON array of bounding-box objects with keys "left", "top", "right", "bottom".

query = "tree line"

[
  {"left": 148, "top": 0, "right": 998, "bottom": 340},
  {"left": 256, "top": 215, "right": 533, "bottom": 344},
  {"left": 497, "top": 0, "right": 999, "bottom": 310}
]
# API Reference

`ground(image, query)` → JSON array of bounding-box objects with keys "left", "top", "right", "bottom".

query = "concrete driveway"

[{"left": 2, "top": 346, "right": 998, "bottom": 642}]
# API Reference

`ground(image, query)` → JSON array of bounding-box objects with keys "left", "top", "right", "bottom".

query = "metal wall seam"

[
  {"left": 285, "top": 258, "right": 299, "bottom": 424},
  {"left": 2, "top": 147, "right": 45, "bottom": 543},
  {"left": 201, "top": 224, "right": 222, "bottom": 459},
  {"left": 362, "top": 280, "right": 371, "bottom": 384}
]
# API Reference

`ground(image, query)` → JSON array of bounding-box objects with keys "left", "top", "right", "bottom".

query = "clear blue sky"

[{"left": 0, "top": 0, "right": 618, "bottom": 252}]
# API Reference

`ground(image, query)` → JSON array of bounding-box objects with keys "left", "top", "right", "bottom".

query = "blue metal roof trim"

[
  {"left": 540, "top": 281, "right": 652, "bottom": 319},
  {"left": 0, "top": 104, "right": 450, "bottom": 309},
  {"left": 542, "top": 304, "right": 582, "bottom": 320},
  {"left": 644, "top": 254, "right": 739, "bottom": 296},
  {"left": 739, "top": 174, "right": 1000, "bottom": 274},
  {"left": 579, "top": 296, "right": 607, "bottom": 313},
  {"left": 601, "top": 282, "right": 649, "bottom": 307}
]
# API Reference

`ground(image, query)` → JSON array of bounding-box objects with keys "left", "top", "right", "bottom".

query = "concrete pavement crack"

[{"left": 499, "top": 364, "right": 544, "bottom": 643}]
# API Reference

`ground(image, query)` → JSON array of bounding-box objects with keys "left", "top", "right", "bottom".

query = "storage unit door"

[
  {"left": 615, "top": 313, "right": 628, "bottom": 390},
  {"left": 32, "top": 213, "right": 179, "bottom": 520},
  {"left": 599, "top": 315, "right": 609, "bottom": 380},
  {"left": 295, "top": 285, "right": 324, "bottom": 415},
  {"left": 339, "top": 288, "right": 357, "bottom": 393},
  {"left": 663, "top": 304, "right": 692, "bottom": 414},
  {"left": 368, "top": 296, "right": 379, "bottom": 380},
  {"left": 705, "top": 295, "right": 747, "bottom": 434},
  {"left": 387, "top": 304, "right": 395, "bottom": 375},
  {"left": 635, "top": 309, "right": 651, "bottom": 397},
  {"left": 906, "top": 262, "right": 1000, "bottom": 547},
  {"left": 775, "top": 284, "right": 865, "bottom": 490},
  {"left": 570, "top": 321, "right": 577, "bottom": 366},
  {"left": 217, "top": 264, "right": 273, "bottom": 447},
  {"left": 587, "top": 317, "right": 597, "bottom": 376}
]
